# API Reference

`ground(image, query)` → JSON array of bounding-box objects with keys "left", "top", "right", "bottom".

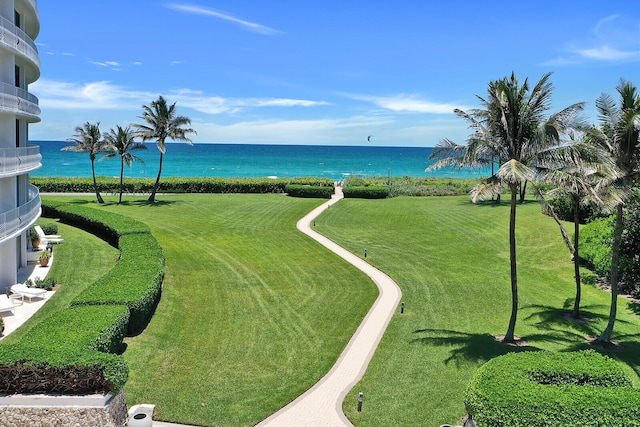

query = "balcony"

[
  {"left": 0, "top": 184, "right": 41, "bottom": 245},
  {"left": 0, "top": 15, "right": 40, "bottom": 77},
  {"left": 0, "top": 145, "right": 41, "bottom": 178},
  {"left": 0, "top": 82, "right": 40, "bottom": 121}
]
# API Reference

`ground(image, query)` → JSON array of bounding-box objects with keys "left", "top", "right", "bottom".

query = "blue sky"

[{"left": 30, "top": 1, "right": 640, "bottom": 146}]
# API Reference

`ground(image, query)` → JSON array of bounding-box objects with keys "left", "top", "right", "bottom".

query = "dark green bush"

[
  {"left": 33, "top": 176, "right": 334, "bottom": 194},
  {"left": 72, "top": 233, "right": 165, "bottom": 335},
  {"left": 465, "top": 350, "right": 640, "bottom": 427},
  {"left": 579, "top": 216, "right": 615, "bottom": 276},
  {"left": 0, "top": 202, "right": 165, "bottom": 394},
  {"left": 40, "top": 223, "right": 59, "bottom": 235},
  {"left": 285, "top": 184, "right": 334, "bottom": 198},
  {"left": 0, "top": 305, "right": 130, "bottom": 393},
  {"left": 343, "top": 185, "right": 390, "bottom": 199}
]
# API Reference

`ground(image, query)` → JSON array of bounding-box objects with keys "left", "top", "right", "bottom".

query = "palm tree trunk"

[
  {"left": 91, "top": 157, "right": 104, "bottom": 204},
  {"left": 572, "top": 201, "right": 581, "bottom": 319},
  {"left": 504, "top": 184, "right": 519, "bottom": 343},
  {"left": 597, "top": 203, "right": 623, "bottom": 343},
  {"left": 119, "top": 158, "right": 124, "bottom": 204},
  {"left": 148, "top": 151, "right": 164, "bottom": 203}
]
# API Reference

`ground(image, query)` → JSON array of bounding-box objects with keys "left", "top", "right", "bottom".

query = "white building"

[{"left": 0, "top": 0, "right": 41, "bottom": 291}]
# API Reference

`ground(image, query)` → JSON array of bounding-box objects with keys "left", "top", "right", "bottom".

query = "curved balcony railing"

[
  {"left": 0, "top": 15, "right": 39, "bottom": 71},
  {"left": 0, "top": 82, "right": 40, "bottom": 119},
  {"left": 22, "top": 0, "right": 39, "bottom": 22},
  {"left": 0, "top": 145, "right": 41, "bottom": 178},
  {"left": 0, "top": 184, "right": 41, "bottom": 245}
]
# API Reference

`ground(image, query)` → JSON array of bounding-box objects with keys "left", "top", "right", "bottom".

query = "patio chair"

[
  {"left": 34, "top": 226, "right": 63, "bottom": 244},
  {"left": 10, "top": 284, "right": 47, "bottom": 302},
  {"left": 0, "top": 294, "right": 23, "bottom": 315}
]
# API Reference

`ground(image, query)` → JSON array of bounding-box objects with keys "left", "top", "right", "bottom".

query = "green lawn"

[
  {"left": 42, "top": 194, "right": 378, "bottom": 427},
  {"left": 314, "top": 196, "right": 640, "bottom": 426},
  {"left": 4, "top": 220, "right": 119, "bottom": 343},
  {"left": 32, "top": 193, "right": 640, "bottom": 427}
]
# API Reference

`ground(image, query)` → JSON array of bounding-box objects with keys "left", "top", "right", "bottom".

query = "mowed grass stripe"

[
  {"left": 315, "top": 196, "right": 640, "bottom": 427},
  {"left": 64, "top": 193, "right": 380, "bottom": 426}
]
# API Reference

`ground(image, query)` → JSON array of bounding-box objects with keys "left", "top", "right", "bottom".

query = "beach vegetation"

[
  {"left": 285, "top": 183, "right": 334, "bottom": 198},
  {"left": 102, "top": 125, "right": 147, "bottom": 204},
  {"left": 427, "top": 72, "right": 586, "bottom": 343},
  {"left": 62, "top": 122, "right": 108, "bottom": 203},
  {"left": 31, "top": 176, "right": 334, "bottom": 195},
  {"left": 585, "top": 80, "right": 640, "bottom": 345},
  {"left": 342, "top": 185, "right": 390, "bottom": 199},
  {"left": 132, "top": 96, "right": 197, "bottom": 203}
]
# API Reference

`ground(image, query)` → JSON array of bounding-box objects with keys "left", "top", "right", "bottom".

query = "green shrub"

[
  {"left": 285, "top": 184, "right": 334, "bottom": 198},
  {"left": 72, "top": 233, "right": 165, "bottom": 336},
  {"left": 40, "top": 223, "right": 59, "bottom": 235},
  {"left": 32, "top": 177, "right": 334, "bottom": 194},
  {"left": 465, "top": 350, "right": 640, "bottom": 427},
  {"left": 0, "top": 306, "right": 130, "bottom": 393},
  {"left": 0, "top": 202, "right": 165, "bottom": 395},
  {"left": 343, "top": 185, "right": 390, "bottom": 199},
  {"left": 33, "top": 276, "right": 56, "bottom": 291},
  {"left": 579, "top": 216, "right": 615, "bottom": 276}
]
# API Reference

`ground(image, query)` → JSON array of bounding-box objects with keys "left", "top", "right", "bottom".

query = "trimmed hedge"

[
  {"left": 32, "top": 176, "right": 334, "bottom": 194},
  {"left": 72, "top": 234, "right": 165, "bottom": 335},
  {"left": 285, "top": 184, "right": 334, "bottom": 199},
  {"left": 0, "top": 202, "right": 165, "bottom": 394},
  {"left": 0, "top": 306, "right": 130, "bottom": 393},
  {"left": 465, "top": 350, "right": 640, "bottom": 427},
  {"left": 343, "top": 185, "right": 390, "bottom": 199}
]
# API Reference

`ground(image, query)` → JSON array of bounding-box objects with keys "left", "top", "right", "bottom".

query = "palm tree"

[
  {"left": 102, "top": 125, "right": 147, "bottom": 204},
  {"left": 587, "top": 80, "right": 640, "bottom": 344},
  {"left": 62, "top": 122, "right": 107, "bottom": 203},
  {"left": 132, "top": 96, "right": 196, "bottom": 202},
  {"left": 429, "top": 72, "right": 585, "bottom": 343},
  {"left": 538, "top": 142, "right": 621, "bottom": 319}
]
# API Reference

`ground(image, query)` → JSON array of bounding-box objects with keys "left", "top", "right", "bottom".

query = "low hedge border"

[
  {"left": 343, "top": 185, "right": 390, "bottom": 199},
  {"left": 32, "top": 176, "right": 334, "bottom": 194},
  {"left": 285, "top": 184, "right": 334, "bottom": 199},
  {"left": 465, "top": 350, "right": 640, "bottom": 427},
  {"left": 0, "top": 202, "right": 165, "bottom": 394}
]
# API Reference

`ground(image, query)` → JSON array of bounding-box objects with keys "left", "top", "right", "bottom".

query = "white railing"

[
  {"left": 22, "top": 0, "right": 39, "bottom": 21},
  {"left": 0, "top": 82, "right": 40, "bottom": 118},
  {"left": 0, "top": 145, "right": 41, "bottom": 178},
  {"left": 0, "top": 15, "right": 39, "bottom": 69},
  {"left": 0, "top": 184, "right": 41, "bottom": 244}
]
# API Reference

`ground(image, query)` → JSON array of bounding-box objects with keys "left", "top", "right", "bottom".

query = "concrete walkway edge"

[{"left": 256, "top": 186, "right": 402, "bottom": 426}]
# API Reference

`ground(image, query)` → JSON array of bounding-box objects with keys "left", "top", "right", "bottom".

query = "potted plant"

[
  {"left": 29, "top": 227, "right": 40, "bottom": 248},
  {"left": 39, "top": 250, "right": 51, "bottom": 266}
]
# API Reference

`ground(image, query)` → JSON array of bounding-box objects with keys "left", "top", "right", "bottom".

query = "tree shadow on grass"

[
  {"left": 522, "top": 300, "right": 636, "bottom": 339},
  {"left": 411, "top": 329, "right": 540, "bottom": 366},
  {"left": 628, "top": 301, "right": 640, "bottom": 316}
]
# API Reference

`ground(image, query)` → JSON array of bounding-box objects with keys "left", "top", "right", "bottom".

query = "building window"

[
  {"left": 14, "top": 10, "right": 21, "bottom": 29},
  {"left": 16, "top": 120, "right": 20, "bottom": 147},
  {"left": 15, "top": 65, "right": 20, "bottom": 88}
]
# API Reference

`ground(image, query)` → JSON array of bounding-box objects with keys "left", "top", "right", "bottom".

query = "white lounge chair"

[
  {"left": 34, "top": 226, "right": 63, "bottom": 244},
  {"left": 10, "top": 284, "right": 47, "bottom": 302},
  {"left": 0, "top": 294, "right": 23, "bottom": 315}
]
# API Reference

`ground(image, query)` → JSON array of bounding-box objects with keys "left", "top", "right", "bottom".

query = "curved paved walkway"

[
  {"left": 256, "top": 186, "right": 402, "bottom": 427},
  {"left": 154, "top": 187, "right": 402, "bottom": 427}
]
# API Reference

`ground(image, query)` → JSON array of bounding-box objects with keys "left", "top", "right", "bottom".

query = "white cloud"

[
  {"left": 166, "top": 3, "right": 281, "bottom": 35},
  {"left": 30, "top": 79, "right": 329, "bottom": 115},
  {"left": 344, "top": 93, "right": 464, "bottom": 114},
  {"left": 577, "top": 45, "right": 640, "bottom": 61}
]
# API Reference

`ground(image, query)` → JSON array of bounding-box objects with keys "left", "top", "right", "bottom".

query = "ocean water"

[{"left": 31, "top": 141, "right": 490, "bottom": 181}]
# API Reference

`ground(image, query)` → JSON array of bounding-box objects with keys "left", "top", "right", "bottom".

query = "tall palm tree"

[
  {"left": 539, "top": 142, "right": 621, "bottom": 319},
  {"left": 62, "top": 122, "right": 107, "bottom": 203},
  {"left": 102, "top": 125, "right": 147, "bottom": 204},
  {"left": 132, "top": 96, "right": 196, "bottom": 202},
  {"left": 587, "top": 80, "right": 640, "bottom": 344},
  {"left": 429, "top": 72, "right": 585, "bottom": 343}
]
